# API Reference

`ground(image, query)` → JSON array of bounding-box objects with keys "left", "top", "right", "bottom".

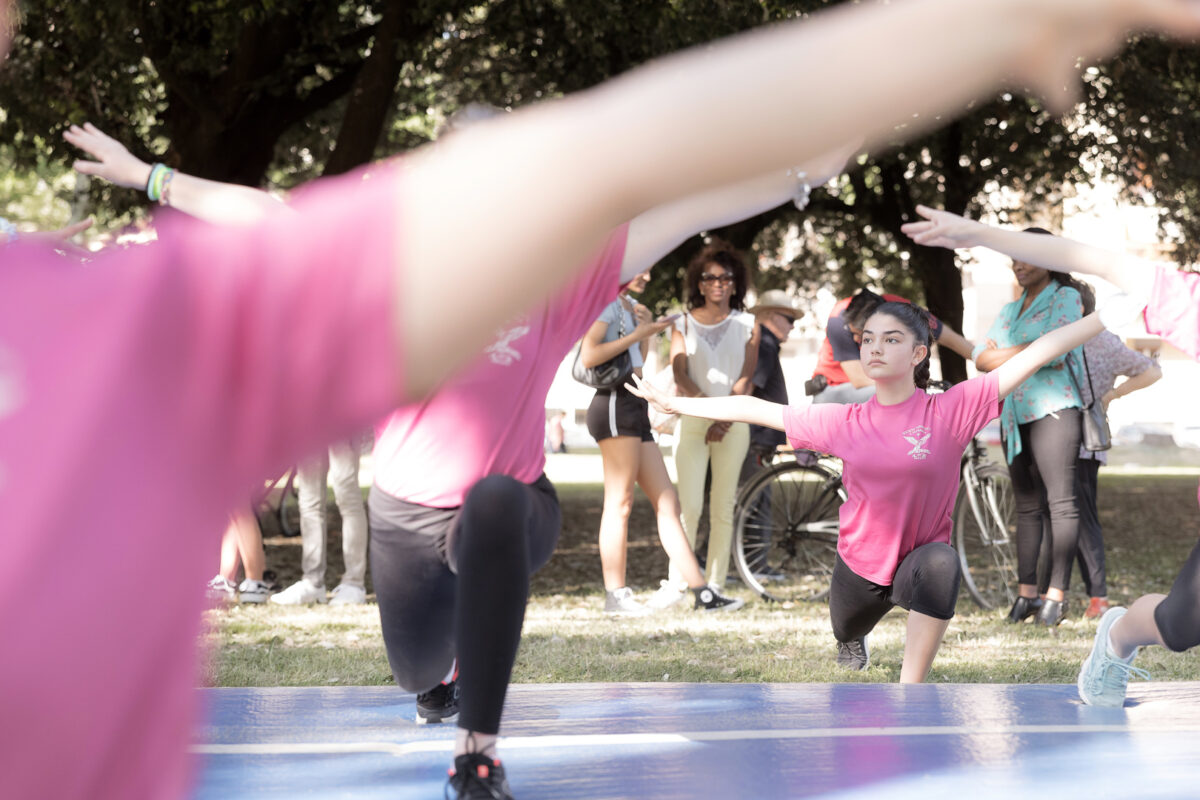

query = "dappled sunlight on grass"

[{"left": 207, "top": 474, "right": 1200, "bottom": 688}]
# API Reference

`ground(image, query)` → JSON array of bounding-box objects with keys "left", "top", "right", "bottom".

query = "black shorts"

[{"left": 586, "top": 381, "right": 654, "bottom": 443}]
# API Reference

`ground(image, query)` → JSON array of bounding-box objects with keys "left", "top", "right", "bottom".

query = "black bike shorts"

[{"left": 586, "top": 381, "right": 654, "bottom": 443}]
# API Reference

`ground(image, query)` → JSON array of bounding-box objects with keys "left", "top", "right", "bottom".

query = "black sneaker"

[
  {"left": 836, "top": 637, "right": 869, "bottom": 670},
  {"left": 416, "top": 680, "right": 459, "bottom": 725},
  {"left": 693, "top": 585, "right": 745, "bottom": 612},
  {"left": 445, "top": 752, "right": 513, "bottom": 800}
]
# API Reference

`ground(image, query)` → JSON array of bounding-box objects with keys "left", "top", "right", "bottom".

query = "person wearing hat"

[{"left": 737, "top": 289, "right": 801, "bottom": 579}]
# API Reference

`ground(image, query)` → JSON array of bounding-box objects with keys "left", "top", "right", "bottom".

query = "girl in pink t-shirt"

[
  {"left": 903, "top": 207, "right": 1200, "bottom": 706},
  {"left": 632, "top": 302, "right": 1106, "bottom": 682}
]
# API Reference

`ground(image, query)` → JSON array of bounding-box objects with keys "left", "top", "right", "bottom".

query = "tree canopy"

[{"left": 3, "top": 1, "right": 1199, "bottom": 380}]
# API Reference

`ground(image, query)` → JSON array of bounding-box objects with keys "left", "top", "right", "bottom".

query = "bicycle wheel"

[
  {"left": 255, "top": 469, "right": 301, "bottom": 537},
  {"left": 733, "top": 460, "right": 844, "bottom": 602},
  {"left": 955, "top": 462, "right": 1018, "bottom": 610},
  {"left": 276, "top": 468, "right": 300, "bottom": 537}
]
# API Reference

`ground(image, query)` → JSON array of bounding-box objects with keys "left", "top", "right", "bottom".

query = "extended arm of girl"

[
  {"left": 627, "top": 372, "right": 785, "bottom": 431},
  {"left": 66, "top": 123, "right": 288, "bottom": 225},
  {"left": 995, "top": 313, "right": 1105, "bottom": 399},
  {"left": 902, "top": 205, "right": 1158, "bottom": 302}
]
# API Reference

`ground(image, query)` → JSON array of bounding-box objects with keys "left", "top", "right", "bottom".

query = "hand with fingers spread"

[
  {"left": 64, "top": 123, "right": 154, "bottom": 190},
  {"left": 900, "top": 205, "right": 989, "bottom": 250},
  {"left": 626, "top": 372, "right": 679, "bottom": 417}
]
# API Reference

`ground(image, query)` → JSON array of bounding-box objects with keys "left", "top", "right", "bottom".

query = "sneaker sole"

[{"left": 415, "top": 710, "right": 459, "bottom": 725}]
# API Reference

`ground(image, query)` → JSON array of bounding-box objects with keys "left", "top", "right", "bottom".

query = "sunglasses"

[
  {"left": 776, "top": 313, "right": 796, "bottom": 326},
  {"left": 699, "top": 273, "right": 734, "bottom": 284}
]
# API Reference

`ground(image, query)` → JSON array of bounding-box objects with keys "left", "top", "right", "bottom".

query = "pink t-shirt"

[
  {"left": 1144, "top": 265, "right": 1200, "bottom": 362},
  {"left": 783, "top": 372, "right": 1002, "bottom": 585},
  {"left": 0, "top": 164, "right": 401, "bottom": 799},
  {"left": 372, "top": 226, "right": 628, "bottom": 507},
  {"left": 1142, "top": 266, "right": 1200, "bottom": 509}
]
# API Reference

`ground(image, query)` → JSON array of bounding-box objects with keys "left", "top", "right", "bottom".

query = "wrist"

[{"left": 133, "top": 162, "right": 153, "bottom": 191}]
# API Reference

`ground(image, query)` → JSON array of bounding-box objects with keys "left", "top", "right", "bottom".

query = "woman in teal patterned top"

[{"left": 972, "top": 227, "right": 1093, "bottom": 627}]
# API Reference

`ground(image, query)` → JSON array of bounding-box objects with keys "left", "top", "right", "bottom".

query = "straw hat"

[{"left": 751, "top": 289, "right": 800, "bottom": 316}]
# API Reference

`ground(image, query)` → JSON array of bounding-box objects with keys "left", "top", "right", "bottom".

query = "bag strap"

[
  {"left": 1080, "top": 343, "right": 1096, "bottom": 403},
  {"left": 1066, "top": 346, "right": 1097, "bottom": 409},
  {"left": 615, "top": 295, "right": 629, "bottom": 339}
]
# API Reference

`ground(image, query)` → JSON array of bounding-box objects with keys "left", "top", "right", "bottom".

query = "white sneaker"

[
  {"left": 604, "top": 587, "right": 651, "bottom": 616},
  {"left": 237, "top": 579, "right": 273, "bottom": 604},
  {"left": 205, "top": 575, "right": 237, "bottom": 604},
  {"left": 646, "top": 579, "right": 688, "bottom": 610},
  {"left": 268, "top": 578, "right": 326, "bottom": 605},
  {"left": 329, "top": 583, "right": 367, "bottom": 606}
]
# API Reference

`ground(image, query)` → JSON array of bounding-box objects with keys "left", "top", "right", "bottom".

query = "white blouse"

[{"left": 676, "top": 310, "right": 755, "bottom": 397}]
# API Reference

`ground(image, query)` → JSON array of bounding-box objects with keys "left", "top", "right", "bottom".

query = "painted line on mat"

[{"left": 194, "top": 723, "right": 1200, "bottom": 758}]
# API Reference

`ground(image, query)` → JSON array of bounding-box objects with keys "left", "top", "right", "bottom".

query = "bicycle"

[
  {"left": 731, "top": 425, "right": 1018, "bottom": 609},
  {"left": 254, "top": 467, "right": 301, "bottom": 538}
]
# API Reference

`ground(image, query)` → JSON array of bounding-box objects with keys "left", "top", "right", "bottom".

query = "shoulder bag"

[
  {"left": 572, "top": 296, "right": 634, "bottom": 390},
  {"left": 1068, "top": 347, "right": 1112, "bottom": 452}
]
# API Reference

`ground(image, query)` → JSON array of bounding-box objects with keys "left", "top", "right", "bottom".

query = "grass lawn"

[{"left": 203, "top": 472, "right": 1200, "bottom": 687}]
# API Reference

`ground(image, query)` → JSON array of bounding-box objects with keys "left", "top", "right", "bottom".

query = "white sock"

[{"left": 442, "top": 660, "right": 456, "bottom": 684}]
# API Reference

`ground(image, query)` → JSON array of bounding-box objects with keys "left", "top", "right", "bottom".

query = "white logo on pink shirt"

[
  {"left": 485, "top": 322, "right": 531, "bottom": 366},
  {"left": 902, "top": 425, "right": 931, "bottom": 460}
]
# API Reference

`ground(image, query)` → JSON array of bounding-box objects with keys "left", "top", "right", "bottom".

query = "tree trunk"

[
  {"left": 323, "top": 2, "right": 409, "bottom": 176},
  {"left": 917, "top": 246, "right": 968, "bottom": 384},
  {"left": 165, "top": 96, "right": 295, "bottom": 186}
]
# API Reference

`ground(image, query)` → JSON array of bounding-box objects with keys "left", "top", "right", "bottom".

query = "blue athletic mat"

[{"left": 194, "top": 681, "right": 1200, "bottom": 799}]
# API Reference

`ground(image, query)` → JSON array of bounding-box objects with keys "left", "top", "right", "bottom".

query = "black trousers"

[
  {"left": 1007, "top": 409, "right": 1082, "bottom": 591},
  {"left": 368, "top": 474, "right": 561, "bottom": 734},
  {"left": 1074, "top": 457, "right": 1107, "bottom": 597}
]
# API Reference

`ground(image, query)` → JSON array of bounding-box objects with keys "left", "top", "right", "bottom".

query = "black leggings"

[
  {"left": 1155, "top": 539, "right": 1200, "bottom": 653},
  {"left": 829, "top": 544, "right": 961, "bottom": 643},
  {"left": 1007, "top": 409, "right": 1081, "bottom": 591},
  {"left": 368, "top": 474, "right": 561, "bottom": 734}
]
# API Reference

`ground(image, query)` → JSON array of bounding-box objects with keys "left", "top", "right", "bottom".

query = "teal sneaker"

[{"left": 1077, "top": 607, "right": 1151, "bottom": 707}]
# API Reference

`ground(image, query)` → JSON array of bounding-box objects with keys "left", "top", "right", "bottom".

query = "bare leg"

[
  {"left": 231, "top": 509, "right": 265, "bottom": 582},
  {"left": 900, "top": 611, "right": 951, "bottom": 684},
  {"left": 636, "top": 441, "right": 707, "bottom": 588},
  {"left": 218, "top": 520, "right": 242, "bottom": 582},
  {"left": 597, "top": 436, "right": 641, "bottom": 590},
  {"left": 1109, "top": 594, "right": 1169, "bottom": 659}
]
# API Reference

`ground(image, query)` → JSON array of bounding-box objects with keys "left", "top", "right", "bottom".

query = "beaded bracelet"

[
  {"left": 158, "top": 168, "right": 176, "bottom": 206},
  {"left": 145, "top": 163, "right": 174, "bottom": 203}
]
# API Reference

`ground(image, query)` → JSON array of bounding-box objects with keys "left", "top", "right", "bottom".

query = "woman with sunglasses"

[{"left": 655, "top": 240, "right": 759, "bottom": 603}]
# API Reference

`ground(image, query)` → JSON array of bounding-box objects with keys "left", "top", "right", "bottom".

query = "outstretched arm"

[
  {"left": 995, "top": 313, "right": 1105, "bottom": 399},
  {"left": 626, "top": 372, "right": 786, "bottom": 431},
  {"left": 620, "top": 140, "right": 861, "bottom": 281},
  {"left": 901, "top": 204, "right": 1158, "bottom": 300},
  {"left": 400, "top": 0, "right": 1200, "bottom": 398},
  {"left": 65, "top": 123, "right": 287, "bottom": 225}
]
